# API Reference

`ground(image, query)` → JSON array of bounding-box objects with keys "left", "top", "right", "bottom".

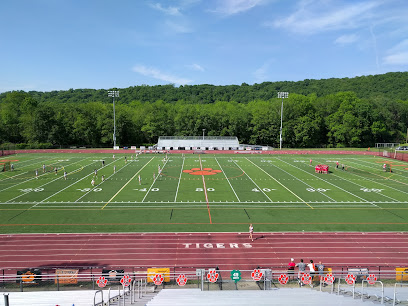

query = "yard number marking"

[
  {"left": 360, "top": 188, "right": 383, "bottom": 193},
  {"left": 252, "top": 188, "right": 275, "bottom": 192},
  {"left": 196, "top": 188, "right": 215, "bottom": 192},
  {"left": 134, "top": 188, "right": 160, "bottom": 192},
  {"left": 77, "top": 188, "right": 102, "bottom": 192},
  {"left": 19, "top": 188, "right": 44, "bottom": 193},
  {"left": 306, "top": 188, "right": 330, "bottom": 192}
]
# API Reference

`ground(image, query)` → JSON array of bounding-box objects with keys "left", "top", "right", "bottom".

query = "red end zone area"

[{"left": 1, "top": 232, "right": 407, "bottom": 273}]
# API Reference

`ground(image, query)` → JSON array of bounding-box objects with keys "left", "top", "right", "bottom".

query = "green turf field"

[{"left": 1, "top": 152, "right": 408, "bottom": 233}]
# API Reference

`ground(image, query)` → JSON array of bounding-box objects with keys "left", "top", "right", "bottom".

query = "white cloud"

[
  {"left": 150, "top": 3, "right": 181, "bottom": 16},
  {"left": 383, "top": 39, "right": 408, "bottom": 65},
  {"left": 387, "top": 39, "right": 408, "bottom": 54},
  {"left": 253, "top": 60, "right": 273, "bottom": 83},
  {"left": 334, "top": 34, "right": 359, "bottom": 45},
  {"left": 132, "top": 65, "right": 192, "bottom": 85},
  {"left": 165, "top": 20, "right": 194, "bottom": 33},
  {"left": 270, "top": 1, "right": 381, "bottom": 34},
  {"left": 383, "top": 52, "right": 408, "bottom": 65},
  {"left": 188, "top": 63, "right": 205, "bottom": 71},
  {"left": 212, "top": 0, "right": 267, "bottom": 16}
]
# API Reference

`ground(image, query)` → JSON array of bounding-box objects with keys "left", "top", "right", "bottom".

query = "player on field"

[
  {"left": 309, "top": 159, "right": 312, "bottom": 166},
  {"left": 125, "top": 156, "right": 127, "bottom": 163},
  {"left": 101, "top": 175, "right": 105, "bottom": 182},
  {"left": 138, "top": 175, "right": 141, "bottom": 185},
  {"left": 113, "top": 154, "right": 115, "bottom": 160},
  {"left": 64, "top": 171, "right": 67, "bottom": 180},
  {"left": 94, "top": 169, "right": 98, "bottom": 177},
  {"left": 114, "top": 165, "right": 116, "bottom": 173},
  {"left": 54, "top": 167, "right": 58, "bottom": 175},
  {"left": 35, "top": 169, "right": 38, "bottom": 179},
  {"left": 383, "top": 163, "right": 387, "bottom": 171},
  {"left": 11, "top": 164, "right": 14, "bottom": 171},
  {"left": 91, "top": 178, "right": 95, "bottom": 186}
]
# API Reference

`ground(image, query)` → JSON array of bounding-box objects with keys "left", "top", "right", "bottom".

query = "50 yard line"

[{"left": 199, "top": 155, "right": 212, "bottom": 224}]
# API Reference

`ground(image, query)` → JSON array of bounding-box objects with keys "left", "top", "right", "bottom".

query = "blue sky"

[{"left": 1, "top": 0, "right": 408, "bottom": 93}]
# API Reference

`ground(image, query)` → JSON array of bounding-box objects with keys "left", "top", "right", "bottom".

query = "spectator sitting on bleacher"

[
  {"left": 316, "top": 261, "right": 325, "bottom": 282},
  {"left": 308, "top": 259, "right": 316, "bottom": 276},
  {"left": 287, "top": 258, "right": 295, "bottom": 279}
]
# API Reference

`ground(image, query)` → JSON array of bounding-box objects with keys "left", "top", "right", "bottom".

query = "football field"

[{"left": 1, "top": 152, "right": 408, "bottom": 233}]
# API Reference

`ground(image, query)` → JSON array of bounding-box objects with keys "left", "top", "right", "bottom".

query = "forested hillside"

[{"left": 1, "top": 72, "right": 407, "bottom": 148}]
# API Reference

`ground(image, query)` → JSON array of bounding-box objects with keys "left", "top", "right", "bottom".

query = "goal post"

[{"left": 0, "top": 161, "right": 11, "bottom": 172}]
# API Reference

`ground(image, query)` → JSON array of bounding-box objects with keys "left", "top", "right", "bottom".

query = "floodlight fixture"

[
  {"left": 278, "top": 92, "right": 289, "bottom": 150},
  {"left": 108, "top": 90, "right": 120, "bottom": 98},
  {"left": 108, "top": 90, "right": 120, "bottom": 147},
  {"left": 277, "top": 92, "right": 289, "bottom": 99}
]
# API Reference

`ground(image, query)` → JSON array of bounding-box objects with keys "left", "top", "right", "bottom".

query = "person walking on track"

[{"left": 249, "top": 224, "right": 254, "bottom": 242}]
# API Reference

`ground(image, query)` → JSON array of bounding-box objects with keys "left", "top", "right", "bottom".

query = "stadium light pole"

[
  {"left": 108, "top": 90, "right": 119, "bottom": 148},
  {"left": 202, "top": 129, "right": 205, "bottom": 140},
  {"left": 277, "top": 92, "right": 289, "bottom": 150}
]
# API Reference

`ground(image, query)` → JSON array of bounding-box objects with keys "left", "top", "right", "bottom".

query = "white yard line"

[
  {"left": 174, "top": 156, "right": 185, "bottom": 202},
  {"left": 103, "top": 157, "right": 155, "bottom": 209},
  {"left": 30, "top": 159, "right": 104, "bottom": 208},
  {"left": 0, "top": 156, "right": 51, "bottom": 181},
  {"left": 347, "top": 158, "right": 408, "bottom": 181},
  {"left": 245, "top": 158, "right": 313, "bottom": 208},
  {"left": 0, "top": 156, "right": 89, "bottom": 191},
  {"left": 313, "top": 159, "right": 401, "bottom": 202},
  {"left": 276, "top": 157, "right": 381, "bottom": 208},
  {"left": 74, "top": 157, "right": 129, "bottom": 202},
  {"left": 0, "top": 156, "right": 75, "bottom": 183},
  {"left": 232, "top": 159, "right": 273, "bottom": 202},
  {"left": 141, "top": 158, "right": 168, "bottom": 202},
  {"left": 268, "top": 158, "right": 337, "bottom": 202},
  {"left": 5, "top": 157, "right": 95, "bottom": 203},
  {"left": 215, "top": 157, "right": 240, "bottom": 202},
  {"left": 340, "top": 159, "right": 408, "bottom": 196}
]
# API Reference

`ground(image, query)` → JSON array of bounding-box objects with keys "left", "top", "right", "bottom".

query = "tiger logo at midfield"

[{"left": 183, "top": 168, "right": 222, "bottom": 176}]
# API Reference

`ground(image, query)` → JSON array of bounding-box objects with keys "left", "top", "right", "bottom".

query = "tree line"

[{"left": 0, "top": 72, "right": 407, "bottom": 148}]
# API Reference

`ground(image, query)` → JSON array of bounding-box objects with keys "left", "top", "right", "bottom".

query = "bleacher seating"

[
  {"left": 146, "top": 288, "right": 371, "bottom": 305},
  {"left": 0, "top": 289, "right": 119, "bottom": 306}
]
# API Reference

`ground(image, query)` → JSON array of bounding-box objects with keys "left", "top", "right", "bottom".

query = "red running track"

[{"left": 1, "top": 232, "right": 407, "bottom": 272}]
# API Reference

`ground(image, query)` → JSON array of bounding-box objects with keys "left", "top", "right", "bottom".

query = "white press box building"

[{"left": 156, "top": 136, "right": 241, "bottom": 151}]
